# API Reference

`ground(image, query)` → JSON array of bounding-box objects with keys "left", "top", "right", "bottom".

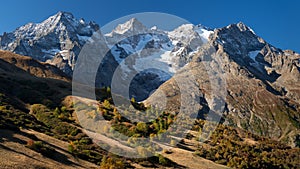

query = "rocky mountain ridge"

[
  {"left": 147, "top": 22, "right": 300, "bottom": 147},
  {"left": 0, "top": 11, "right": 299, "bottom": 147}
]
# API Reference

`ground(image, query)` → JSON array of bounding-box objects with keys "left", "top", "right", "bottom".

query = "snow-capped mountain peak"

[
  {"left": 10, "top": 11, "right": 99, "bottom": 40},
  {"left": 168, "top": 24, "right": 196, "bottom": 41},
  {"left": 0, "top": 11, "right": 100, "bottom": 75},
  {"left": 150, "top": 26, "right": 158, "bottom": 31},
  {"left": 194, "top": 24, "right": 214, "bottom": 43},
  {"left": 107, "top": 18, "right": 148, "bottom": 36},
  {"left": 168, "top": 24, "right": 213, "bottom": 45}
]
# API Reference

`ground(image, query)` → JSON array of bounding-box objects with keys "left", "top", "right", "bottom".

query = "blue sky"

[{"left": 0, "top": 0, "right": 299, "bottom": 52}]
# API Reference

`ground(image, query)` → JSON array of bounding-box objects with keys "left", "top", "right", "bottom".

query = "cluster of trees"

[
  {"left": 99, "top": 155, "right": 126, "bottom": 169},
  {"left": 99, "top": 98, "right": 177, "bottom": 138},
  {"left": 192, "top": 120, "right": 300, "bottom": 169}
]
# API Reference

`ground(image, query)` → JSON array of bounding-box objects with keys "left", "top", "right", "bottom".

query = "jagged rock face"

[
  {"left": 213, "top": 22, "right": 265, "bottom": 56},
  {"left": 211, "top": 23, "right": 300, "bottom": 104},
  {"left": 0, "top": 11, "right": 99, "bottom": 75},
  {"left": 146, "top": 22, "right": 300, "bottom": 147}
]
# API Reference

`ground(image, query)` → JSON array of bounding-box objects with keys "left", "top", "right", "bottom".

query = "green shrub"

[
  {"left": 156, "top": 154, "right": 168, "bottom": 165},
  {"left": 79, "top": 137, "right": 92, "bottom": 145},
  {"left": 100, "top": 155, "right": 125, "bottom": 169},
  {"left": 26, "top": 140, "right": 55, "bottom": 157},
  {"left": 68, "top": 143, "right": 76, "bottom": 154},
  {"left": 103, "top": 100, "right": 111, "bottom": 109},
  {"left": 136, "top": 122, "right": 148, "bottom": 134}
]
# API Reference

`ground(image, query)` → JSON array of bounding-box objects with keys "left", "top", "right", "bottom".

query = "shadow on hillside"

[
  {"left": 0, "top": 129, "right": 85, "bottom": 168},
  {"left": 0, "top": 58, "right": 72, "bottom": 108}
]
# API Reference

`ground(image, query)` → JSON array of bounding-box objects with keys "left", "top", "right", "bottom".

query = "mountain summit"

[
  {"left": 0, "top": 11, "right": 99, "bottom": 75},
  {"left": 108, "top": 18, "right": 148, "bottom": 35}
]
